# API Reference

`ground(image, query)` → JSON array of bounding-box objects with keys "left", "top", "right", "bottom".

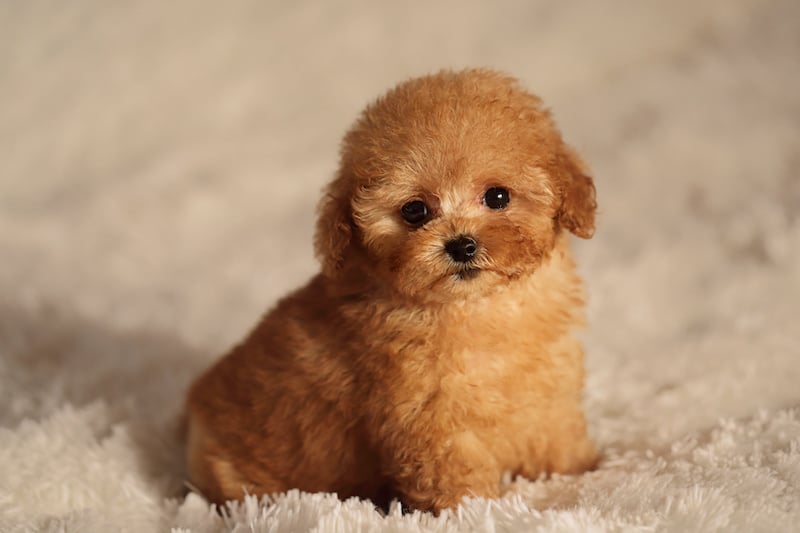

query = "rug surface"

[{"left": 1, "top": 1, "right": 799, "bottom": 531}]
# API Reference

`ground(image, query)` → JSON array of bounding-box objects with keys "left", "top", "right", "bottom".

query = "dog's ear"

[
  {"left": 555, "top": 147, "right": 597, "bottom": 239},
  {"left": 314, "top": 173, "right": 354, "bottom": 278}
]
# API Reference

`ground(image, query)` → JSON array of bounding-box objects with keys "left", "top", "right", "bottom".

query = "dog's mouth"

[{"left": 454, "top": 267, "right": 481, "bottom": 281}]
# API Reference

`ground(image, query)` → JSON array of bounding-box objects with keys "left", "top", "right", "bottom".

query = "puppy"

[{"left": 186, "top": 68, "right": 598, "bottom": 513}]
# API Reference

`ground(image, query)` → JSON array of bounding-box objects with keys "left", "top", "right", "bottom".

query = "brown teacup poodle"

[{"left": 186, "top": 68, "right": 598, "bottom": 513}]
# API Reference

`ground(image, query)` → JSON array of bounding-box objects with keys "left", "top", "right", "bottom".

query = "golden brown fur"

[{"left": 186, "top": 68, "right": 598, "bottom": 513}]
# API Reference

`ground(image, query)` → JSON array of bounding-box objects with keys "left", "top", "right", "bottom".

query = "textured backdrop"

[{"left": 1, "top": 1, "right": 799, "bottom": 531}]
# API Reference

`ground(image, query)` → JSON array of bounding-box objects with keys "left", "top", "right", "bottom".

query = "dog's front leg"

[
  {"left": 382, "top": 428, "right": 502, "bottom": 514},
  {"left": 517, "top": 399, "right": 598, "bottom": 480}
]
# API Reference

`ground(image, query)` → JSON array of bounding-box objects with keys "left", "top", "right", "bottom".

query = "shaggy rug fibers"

[{"left": 1, "top": 1, "right": 798, "bottom": 531}]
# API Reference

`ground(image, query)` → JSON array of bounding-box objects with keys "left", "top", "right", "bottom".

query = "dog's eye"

[
  {"left": 400, "top": 200, "right": 429, "bottom": 225},
  {"left": 484, "top": 187, "right": 510, "bottom": 210}
]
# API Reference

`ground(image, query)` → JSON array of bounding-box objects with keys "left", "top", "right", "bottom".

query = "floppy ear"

[
  {"left": 314, "top": 173, "right": 354, "bottom": 278},
  {"left": 556, "top": 147, "right": 597, "bottom": 239}
]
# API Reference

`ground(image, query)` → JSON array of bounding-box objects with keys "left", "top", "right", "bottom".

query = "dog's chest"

[
  {"left": 395, "top": 304, "right": 543, "bottom": 415},
  {"left": 442, "top": 321, "right": 536, "bottom": 403},
  {"left": 372, "top": 269, "right": 579, "bottom": 422}
]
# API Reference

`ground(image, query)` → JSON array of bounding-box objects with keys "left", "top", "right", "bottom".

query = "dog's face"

[{"left": 315, "top": 70, "right": 596, "bottom": 302}]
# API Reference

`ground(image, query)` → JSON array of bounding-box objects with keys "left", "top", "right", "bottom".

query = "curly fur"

[{"left": 186, "top": 68, "right": 598, "bottom": 513}]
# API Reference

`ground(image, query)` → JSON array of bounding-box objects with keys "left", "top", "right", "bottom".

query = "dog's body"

[{"left": 187, "top": 69, "right": 598, "bottom": 512}]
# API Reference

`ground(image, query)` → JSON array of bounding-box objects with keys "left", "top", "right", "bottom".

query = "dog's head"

[{"left": 315, "top": 69, "right": 596, "bottom": 301}]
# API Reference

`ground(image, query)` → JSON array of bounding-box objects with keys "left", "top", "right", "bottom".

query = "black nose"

[{"left": 444, "top": 235, "right": 478, "bottom": 263}]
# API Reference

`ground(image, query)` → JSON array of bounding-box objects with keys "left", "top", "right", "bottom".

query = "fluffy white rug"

[{"left": 1, "top": 1, "right": 798, "bottom": 531}]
